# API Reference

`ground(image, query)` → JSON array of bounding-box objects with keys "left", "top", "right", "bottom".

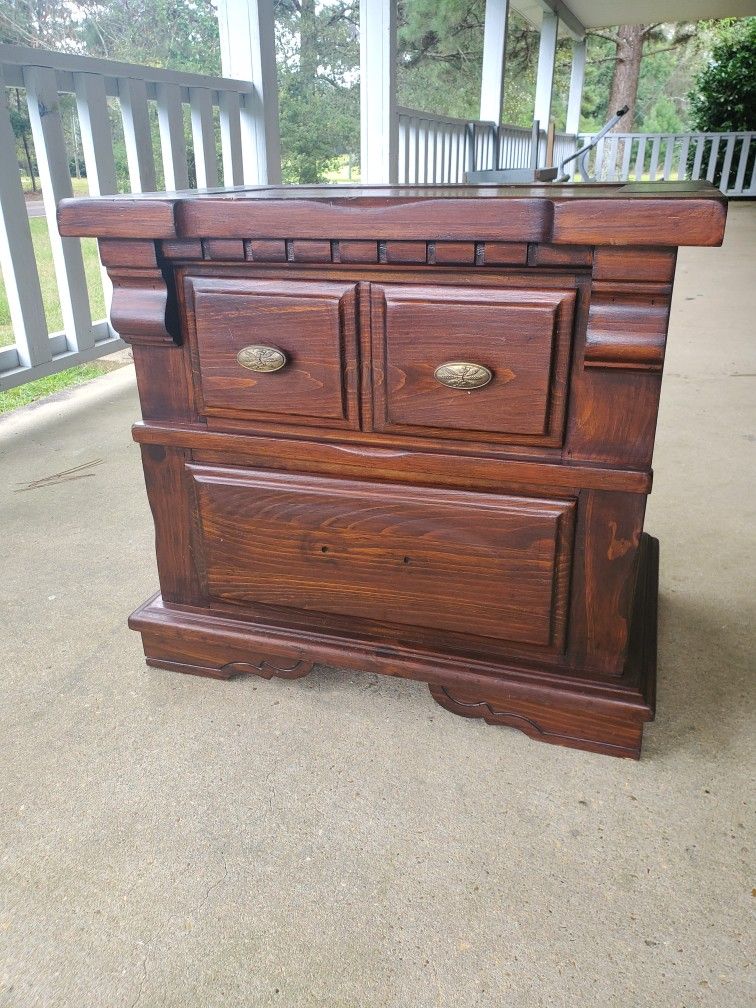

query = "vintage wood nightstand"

[{"left": 59, "top": 182, "right": 727, "bottom": 758}]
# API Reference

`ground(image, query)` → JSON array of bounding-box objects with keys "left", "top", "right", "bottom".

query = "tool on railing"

[
  {"left": 465, "top": 105, "right": 630, "bottom": 184},
  {"left": 555, "top": 105, "right": 630, "bottom": 182}
]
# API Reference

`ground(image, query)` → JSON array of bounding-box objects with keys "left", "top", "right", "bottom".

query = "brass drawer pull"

[
  {"left": 434, "top": 361, "right": 493, "bottom": 390},
  {"left": 237, "top": 345, "right": 287, "bottom": 373}
]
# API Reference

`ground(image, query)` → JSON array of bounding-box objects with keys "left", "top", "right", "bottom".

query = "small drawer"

[
  {"left": 188, "top": 465, "right": 576, "bottom": 654},
  {"left": 371, "top": 283, "right": 576, "bottom": 446},
  {"left": 184, "top": 276, "right": 359, "bottom": 429}
]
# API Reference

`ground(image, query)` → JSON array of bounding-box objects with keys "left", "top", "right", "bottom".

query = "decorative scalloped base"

[
  {"left": 145, "top": 655, "right": 314, "bottom": 681},
  {"left": 427, "top": 535, "right": 658, "bottom": 758},
  {"left": 130, "top": 535, "right": 658, "bottom": 760},
  {"left": 427, "top": 683, "right": 644, "bottom": 758}
]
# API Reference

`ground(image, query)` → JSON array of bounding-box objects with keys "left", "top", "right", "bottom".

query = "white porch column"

[
  {"left": 533, "top": 10, "right": 559, "bottom": 129},
  {"left": 217, "top": 0, "right": 281, "bottom": 184},
  {"left": 360, "top": 0, "right": 398, "bottom": 184},
  {"left": 479, "top": 0, "right": 510, "bottom": 124},
  {"left": 565, "top": 38, "right": 586, "bottom": 135}
]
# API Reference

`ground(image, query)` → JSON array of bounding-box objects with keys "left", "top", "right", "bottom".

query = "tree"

[
  {"left": 0, "top": 0, "right": 86, "bottom": 189},
  {"left": 588, "top": 23, "right": 696, "bottom": 131},
  {"left": 689, "top": 17, "right": 756, "bottom": 131},
  {"left": 9, "top": 91, "right": 36, "bottom": 189},
  {"left": 686, "top": 18, "right": 755, "bottom": 189},
  {"left": 0, "top": 0, "right": 78, "bottom": 50},
  {"left": 274, "top": 0, "right": 359, "bottom": 183},
  {"left": 396, "top": 3, "right": 553, "bottom": 127},
  {"left": 0, "top": 0, "right": 738, "bottom": 188},
  {"left": 77, "top": 0, "right": 220, "bottom": 75},
  {"left": 608, "top": 25, "right": 646, "bottom": 127}
]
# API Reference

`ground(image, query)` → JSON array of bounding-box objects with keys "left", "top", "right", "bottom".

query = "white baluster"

[{"left": 24, "top": 65, "right": 93, "bottom": 353}]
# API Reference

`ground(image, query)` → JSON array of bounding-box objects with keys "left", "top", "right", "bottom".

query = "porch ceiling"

[{"left": 513, "top": 0, "right": 756, "bottom": 35}]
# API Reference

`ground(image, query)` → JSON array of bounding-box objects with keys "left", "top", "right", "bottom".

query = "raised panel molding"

[
  {"left": 188, "top": 464, "right": 577, "bottom": 653},
  {"left": 182, "top": 276, "right": 360, "bottom": 430},
  {"left": 371, "top": 283, "right": 576, "bottom": 447}
]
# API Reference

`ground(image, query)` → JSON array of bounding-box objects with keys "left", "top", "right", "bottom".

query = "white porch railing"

[
  {"left": 497, "top": 124, "right": 578, "bottom": 174},
  {"left": 0, "top": 44, "right": 260, "bottom": 391},
  {"left": 397, "top": 107, "right": 578, "bottom": 184},
  {"left": 577, "top": 131, "right": 756, "bottom": 197},
  {"left": 396, "top": 108, "right": 497, "bottom": 184},
  {"left": 398, "top": 110, "right": 756, "bottom": 200}
]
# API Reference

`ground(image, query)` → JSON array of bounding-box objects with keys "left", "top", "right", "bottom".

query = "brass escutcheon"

[
  {"left": 434, "top": 361, "right": 493, "bottom": 390},
  {"left": 237, "top": 345, "right": 287, "bottom": 373}
]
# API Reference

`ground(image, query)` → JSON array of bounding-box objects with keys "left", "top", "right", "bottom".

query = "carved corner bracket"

[
  {"left": 98, "top": 238, "right": 179, "bottom": 347},
  {"left": 584, "top": 281, "right": 672, "bottom": 372}
]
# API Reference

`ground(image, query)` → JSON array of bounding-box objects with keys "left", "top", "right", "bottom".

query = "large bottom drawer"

[{"left": 188, "top": 465, "right": 576, "bottom": 653}]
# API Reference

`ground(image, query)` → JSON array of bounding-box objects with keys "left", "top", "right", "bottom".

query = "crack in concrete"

[
  {"left": 128, "top": 950, "right": 149, "bottom": 1008},
  {"left": 196, "top": 853, "right": 229, "bottom": 911}
]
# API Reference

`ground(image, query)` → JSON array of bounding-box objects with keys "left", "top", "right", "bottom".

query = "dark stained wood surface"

[
  {"left": 129, "top": 532, "right": 658, "bottom": 759},
  {"left": 190, "top": 466, "right": 574, "bottom": 650},
  {"left": 371, "top": 283, "right": 575, "bottom": 443},
  {"left": 59, "top": 181, "right": 728, "bottom": 758},
  {"left": 552, "top": 196, "right": 727, "bottom": 247},
  {"left": 592, "top": 246, "right": 677, "bottom": 283},
  {"left": 131, "top": 424, "right": 653, "bottom": 494},
  {"left": 184, "top": 276, "right": 359, "bottom": 429},
  {"left": 58, "top": 181, "right": 727, "bottom": 247},
  {"left": 584, "top": 281, "right": 671, "bottom": 370}
]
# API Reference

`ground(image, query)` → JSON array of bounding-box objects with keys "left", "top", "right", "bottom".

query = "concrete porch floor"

[{"left": 1, "top": 205, "right": 754, "bottom": 1008}]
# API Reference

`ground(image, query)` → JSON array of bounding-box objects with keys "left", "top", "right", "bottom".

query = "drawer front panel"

[
  {"left": 189, "top": 466, "right": 575, "bottom": 652},
  {"left": 371, "top": 283, "right": 575, "bottom": 445},
  {"left": 184, "top": 277, "right": 359, "bottom": 428}
]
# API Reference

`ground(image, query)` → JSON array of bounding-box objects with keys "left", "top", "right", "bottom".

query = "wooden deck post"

[
  {"left": 480, "top": 0, "right": 510, "bottom": 125},
  {"left": 534, "top": 11, "right": 559, "bottom": 133},
  {"left": 360, "top": 0, "right": 398, "bottom": 184},
  {"left": 566, "top": 38, "right": 587, "bottom": 136},
  {"left": 216, "top": 0, "right": 282, "bottom": 184}
]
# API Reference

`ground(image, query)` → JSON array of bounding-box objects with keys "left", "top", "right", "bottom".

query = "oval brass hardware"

[
  {"left": 237, "top": 345, "right": 287, "bottom": 373},
  {"left": 434, "top": 361, "right": 493, "bottom": 390}
]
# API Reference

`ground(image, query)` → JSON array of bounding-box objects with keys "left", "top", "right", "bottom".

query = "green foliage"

[
  {"left": 78, "top": 0, "right": 221, "bottom": 75},
  {"left": 581, "top": 27, "right": 703, "bottom": 135},
  {"left": 0, "top": 0, "right": 220, "bottom": 191},
  {"left": 0, "top": 0, "right": 747, "bottom": 189},
  {"left": 396, "top": 0, "right": 484, "bottom": 118},
  {"left": 579, "top": 35, "right": 616, "bottom": 132},
  {"left": 79, "top": 0, "right": 221, "bottom": 189},
  {"left": 278, "top": 70, "right": 357, "bottom": 183},
  {"left": 689, "top": 18, "right": 756, "bottom": 131},
  {"left": 0, "top": 0, "right": 78, "bottom": 48},
  {"left": 395, "top": 4, "right": 569, "bottom": 129},
  {"left": 394, "top": 10, "right": 707, "bottom": 135},
  {"left": 8, "top": 101, "right": 28, "bottom": 140},
  {"left": 275, "top": 0, "right": 359, "bottom": 183}
]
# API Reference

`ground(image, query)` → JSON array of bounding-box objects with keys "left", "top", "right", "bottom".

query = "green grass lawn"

[
  {"left": 0, "top": 361, "right": 115, "bottom": 414},
  {"left": 322, "top": 156, "right": 360, "bottom": 183},
  {"left": 21, "top": 177, "right": 90, "bottom": 196},
  {"left": 0, "top": 217, "right": 105, "bottom": 349},
  {"left": 0, "top": 214, "right": 114, "bottom": 413}
]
